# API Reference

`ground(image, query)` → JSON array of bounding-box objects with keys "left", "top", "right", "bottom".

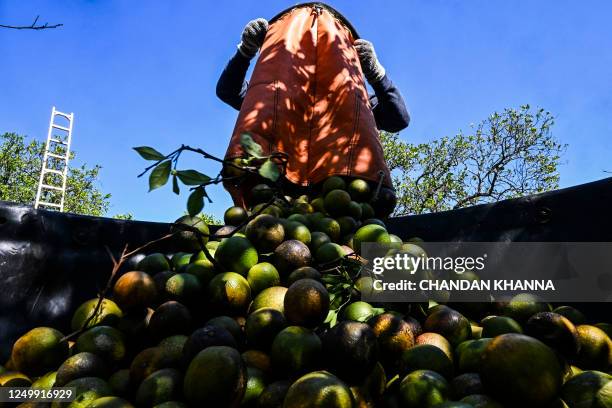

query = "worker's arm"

[
  {"left": 216, "top": 18, "right": 268, "bottom": 110},
  {"left": 216, "top": 51, "right": 251, "bottom": 110},
  {"left": 355, "top": 39, "right": 410, "bottom": 132},
  {"left": 369, "top": 75, "right": 410, "bottom": 133}
]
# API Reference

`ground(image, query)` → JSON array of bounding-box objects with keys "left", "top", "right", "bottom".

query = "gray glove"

[
  {"left": 354, "top": 39, "right": 386, "bottom": 84},
  {"left": 237, "top": 18, "right": 269, "bottom": 59}
]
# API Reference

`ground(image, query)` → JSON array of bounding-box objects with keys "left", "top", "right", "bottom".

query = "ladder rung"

[
  {"left": 49, "top": 138, "right": 68, "bottom": 145},
  {"left": 38, "top": 202, "right": 62, "bottom": 208},
  {"left": 52, "top": 124, "right": 70, "bottom": 132},
  {"left": 47, "top": 153, "right": 68, "bottom": 159},
  {"left": 41, "top": 184, "right": 63, "bottom": 191},
  {"left": 43, "top": 168, "right": 65, "bottom": 175},
  {"left": 54, "top": 111, "right": 71, "bottom": 119}
]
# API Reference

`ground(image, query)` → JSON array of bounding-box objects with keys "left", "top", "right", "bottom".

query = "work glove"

[
  {"left": 354, "top": 39, "right": 386, "bottom": 84},
  {"left": 237, "top": 18, "right": 269, "bottom": 59}
]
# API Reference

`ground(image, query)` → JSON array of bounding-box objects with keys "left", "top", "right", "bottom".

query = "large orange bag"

[{"left": 224, "top": 3, "right": 392, "bottom": 205}]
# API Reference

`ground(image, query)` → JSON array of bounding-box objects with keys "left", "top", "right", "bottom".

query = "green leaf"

[
  {"left": 149, "top": 160, "right": 171, "bottom": 191},
  {"left": 240, "top": 133, "right": 263, "bottom": 158},
  {"left": 187, "top": 187, "right": 205, "bottom": 216},
  {"left": 172, "top": 175, "right": 180, "bottom": 195},
  {"left": 134, "top": 146, "right": 166, "bottom": 161},
  {"left": 258, "top": 159, "right": 280, "bottom": 182},
  {"left": 176, "top": 169, "right": 211, "bottom": 185}
]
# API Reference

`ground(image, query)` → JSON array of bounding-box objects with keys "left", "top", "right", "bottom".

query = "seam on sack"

[
  {"left": 306, "top": 7, "right": 319, "bottom": 187},
  {"left": 347, "top": 92, "right": 361, "bottom": 177}
]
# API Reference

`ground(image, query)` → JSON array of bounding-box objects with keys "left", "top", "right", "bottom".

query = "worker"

[
  {"left": 217, "top": 19, "right": 410, "bottom": 134},
  {"left": 216, "top": 3, "right": 408, "bottom": 214}
]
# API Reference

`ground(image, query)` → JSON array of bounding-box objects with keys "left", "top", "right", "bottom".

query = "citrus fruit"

[
  {"left": 207, "top": 272, "right": 252, "bottom": 315},
  {"left": 224, "top": 206, "right": 249, "bottom": 226},
  {"left": 283, "top": 279, "right": 330, "bottom": 328},
  {"left": 480, "top": 315, "right": 523, "bottom": 337},
  {"left": 55, "top": 352, "right": 108, "bottom": 386},
  {"left": 241, "top": 366, "right": 267, "bottom": 406},
  {"left": 525, "top": 312, "right": 579, "bottom": 357},
  {"left": 496, "top": 293, "right": 550, "bottom": 323},
  {"left": 313, "top": 217, "right": 341, "bottom": 242},
  {"left": 245, "top": 214, "right": 285, "bottom": 253},
  {"left": 129, "top": 347, "right": 177, "bottom": 385},
  {"left": 342, "top": 301, "right": 375, "bottom": 322},
  {"left": 251, "top": 184, "right": 275, "bottom": 204},
  {"left": 135, "top": 368, "right": 181, "bottom": 406},
  {"left": 32, "top": 370, "right": 57, "bottom": 389},
  {"left": 455, "top": 338, "right": 492, "bottom": 373},
  {"left": 283, "top": 371, "right": 354, "bottom": 408},
  {"left": 310, "top": 231, "right": 332, "bottom": 253},
  {"left": 206, "top": 316, "right": 244, "bottom": 345},
  {"left": 60, "top": 377, "right": 112, "bottom": 408},
  {"left": 75, "top": 326, "right": 125, "bottom": 364},
  {"left": 315, "top": 242, "right": 346, "bottom": 264},
  {"left": 270, "top": 326, "right": 322, "bottom": 377},
  {"left": 561, "top": 370, "right": 612, "bottom": 408},
  {"left": 183, "top": 259, "right": 216, "bottom": 286},
  {"left": 113, "top": 271, "right": 157, "bottom": 310},
  {"left": 322, "top": 176, "right": 346, "bottom": 194},
  {"left": 575, "top": 325, "right": 612, "bottom": 370},
  {"left": 172, "top": 215, "right": 209, "bottom": 251},
  {"left": 273, "top": 239, "right": 312, "bottom": 275},
  {"left": 459, "top": 394, "right": 504, "bottom": 407},
  {"left": 182, "top": 325, "right": 237, "bottom": 365},
  {"left": 552, "top": 305, "right": 586, "bottom": 325},
  {"left": 416, "top": 332, "right": 454, "bottom": 361},
  {"left": 137, "top": 253, "right": 170, "bottom": 274},
  {"left": 400, "top": 344, "right": 453, "bottom": 379},
  {"left": 353, "top": 224, "right": 390, "bottom": 253},
  {"left": 241, "top": 350, "right": 271, "bottom": 374},
  {"left": 424, "top": 306, "right": 471, "bottom": 347},
  {"left": 87, "top": 396, "right": 135, "bottom": 407},
  {"left": 148, "top": 301, "right": 192, "bottom": 340},
  {"left": 480, "top": 333, "right": 563, "bottom": 406},
  {"left": 348, "top": 179, "right": 372, "bottom": 202},
  {"left": 450, "top": 372, "right": 484, "bottom": 400},
  {"left": 247, "top": 262, "right": 281, "bottom": 295},
  {"left": 324, "top": 189, "right": 352, "bottom": 217},
  {"left": 398, "top": 369, "right": 449, "bottom": 408},
  {"left": 245, "top": 307, "right": 287, "bottom": 351},
  {"left": 171, "top": 252, "right": 192, "bottom": 271},
  {"left": 165, "top": 273, "right": 202, "bottom": 304},
  {"left": 158, "top": 335, "right": 188, "bottom": 366},
  {"left": 367, "top": 313, "right": 415, "bottom": 371},
  {"left": 257, "top": 380, "right": 290, "bottom": 408},
  {"left": 323, "top": 321, "right": 379, "bottom": 383},
  {"left": 71, "top": 298, "right": 123, "bottom": 331},
  {"left": 286, "top": 267, "right": 320, "bottom": 286},
  {"left": 183, "top": 346, "right": 246, "bottom": 406},
  {"left": 215, "top": 236, "right": 258, "bottom": 276},
  {"left": 10, "top": 327, "right": 68, "bottom": 377},
  {"left": 250, "top": 286, "right": 287, "bottom": 313},
  {"left": 284, "top": 220, "right": 312, "bottom": 245}
]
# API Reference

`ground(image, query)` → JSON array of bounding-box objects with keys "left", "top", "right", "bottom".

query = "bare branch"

[{"left": 0, "top": 15, "right": 63, "bottom": 30}]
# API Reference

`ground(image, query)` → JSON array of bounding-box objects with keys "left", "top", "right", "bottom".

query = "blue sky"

[{"left": 1, "top": 1, "right": 610, "bottom": 222}]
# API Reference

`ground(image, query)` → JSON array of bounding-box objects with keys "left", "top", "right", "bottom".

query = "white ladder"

[{"left": 34, "top": 106, "right": 74, "bottom": 211}]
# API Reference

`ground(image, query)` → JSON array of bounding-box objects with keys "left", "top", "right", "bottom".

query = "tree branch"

[{"left": 0, "top": 15, "right": 63, "bottom": 30}]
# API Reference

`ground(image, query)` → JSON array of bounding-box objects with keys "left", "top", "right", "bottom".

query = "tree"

[
  {"left": 381, "top": 105, "right": 565, "bottom": 216},
  {"left": 0, "top": 132, "right": 111, "bottom": 216}
]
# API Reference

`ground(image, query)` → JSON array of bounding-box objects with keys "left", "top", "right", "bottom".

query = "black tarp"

[{"left": 1, "top": 177, "right": 611, "bottom": 361}]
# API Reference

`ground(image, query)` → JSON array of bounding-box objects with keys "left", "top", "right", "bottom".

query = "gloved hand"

[
  {"left": 354, "top": 39, "right": 386, "bottom": 84},
  {"left": 237, "top": 18, "right": 269, "bottom": 59}
]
